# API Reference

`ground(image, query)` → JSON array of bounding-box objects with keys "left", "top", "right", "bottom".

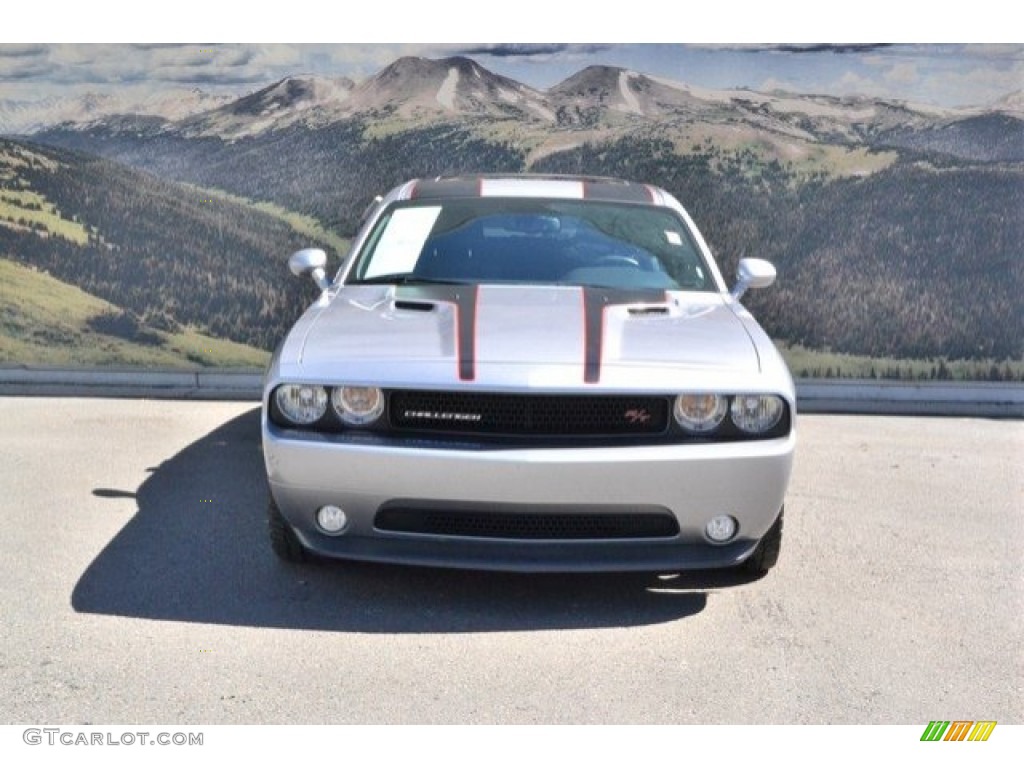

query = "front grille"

[
  {"left": 375, "top": 507, "right": 680, "bottom": 540},
  {"left": 389, "top": 391, "right": 669, "bottom": 437}
]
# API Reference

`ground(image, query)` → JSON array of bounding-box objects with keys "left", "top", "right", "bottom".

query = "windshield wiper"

[{"left": 351, "top": 274, "right": 472, "bottom": 286}]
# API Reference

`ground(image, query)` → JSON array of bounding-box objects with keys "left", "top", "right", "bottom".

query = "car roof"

[{"left": 400, "top": 174, "right": 665, "bottom": 205}]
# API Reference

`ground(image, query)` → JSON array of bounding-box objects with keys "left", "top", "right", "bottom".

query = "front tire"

[
  {"left": 268, "top": 496, "right": 308, "bottom": 563},
  {"left": 743, "top": 506, "right": 783, "bottom": 575}
]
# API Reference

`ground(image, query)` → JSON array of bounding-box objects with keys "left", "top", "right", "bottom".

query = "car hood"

[{"left": 279, "top": 284, "right": 762, "bottom": 390}]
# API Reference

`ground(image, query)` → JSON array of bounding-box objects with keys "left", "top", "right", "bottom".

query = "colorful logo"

[{"left": 920, "top": 721, "right": 996, "bottom": 742}]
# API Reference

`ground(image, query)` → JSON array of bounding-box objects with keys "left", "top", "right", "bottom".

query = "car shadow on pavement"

[{"left": 72, "top": 407, "right": 755, "bottom": 633}]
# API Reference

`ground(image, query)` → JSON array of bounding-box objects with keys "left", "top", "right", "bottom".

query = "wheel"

[
  {"left": 268, "top": 496, "right": 308, "bottom": 563},
  {"left": 743, "top": 506, "right": 783, "bottom": 575}
]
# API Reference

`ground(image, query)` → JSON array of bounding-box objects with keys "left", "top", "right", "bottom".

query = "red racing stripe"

[
  {"left": 394, "top": 284, "right": 479, "bottom": 381},
  {"left": 582, "top": 287, "right": 669, "bottom": 383}
]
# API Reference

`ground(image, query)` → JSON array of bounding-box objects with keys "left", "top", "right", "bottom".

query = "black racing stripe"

[
  {"left": 409, "top": 178, "right": 483, "bottom": 200},
  {"left": 456, "top": 285, "right": 478, "bottom": 381},
  {"left": 395, "top": 284, "right": 479, "bottom": 381},
  {"left": 582, "top": 287, "right": 668, "bottom": 384}
]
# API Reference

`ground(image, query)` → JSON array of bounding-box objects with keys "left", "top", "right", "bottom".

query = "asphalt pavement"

[{"left": 0, "top": 397, "right": 1020, "bottom": 724}]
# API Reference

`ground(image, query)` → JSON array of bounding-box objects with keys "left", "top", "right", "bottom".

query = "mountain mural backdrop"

[{"left": 2, "top": 54, "right": 1022, "bottom": 378}]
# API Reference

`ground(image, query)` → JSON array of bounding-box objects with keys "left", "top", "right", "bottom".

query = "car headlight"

[
  {"left": 331, "top": 386, "right": 385, "bottom": 426},
  {"left": 673, "top": 394, "right": 728, "bottom": 433},
  {"left": 730, "top": 394, "right": 784, "bottom": 434},
  {"left": 274, "top": 384, "right": 328, "bottom": 425}
]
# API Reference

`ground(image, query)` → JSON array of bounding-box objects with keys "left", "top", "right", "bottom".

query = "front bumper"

[{"left": 262, "top": 421, "right": 795, "bottom": 572}]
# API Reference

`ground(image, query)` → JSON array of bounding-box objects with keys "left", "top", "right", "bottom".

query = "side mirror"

[
  {"left": 730, "top": 258, "right": 776, "bottom": 300},
  {"left": 288, "top": 248, "right": 330, "bottom": 292}
]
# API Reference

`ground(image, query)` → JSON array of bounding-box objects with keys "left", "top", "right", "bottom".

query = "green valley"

[{"left": 0, "top": 259, "right": 268, "bottom": 367}]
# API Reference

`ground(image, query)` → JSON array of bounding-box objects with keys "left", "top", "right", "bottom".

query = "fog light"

[
  {"left": 705, "top": 515, "right": 738, "bottom": 543},
  {"left": 316, "top": 505, "right": 348, "bottom": 535}
]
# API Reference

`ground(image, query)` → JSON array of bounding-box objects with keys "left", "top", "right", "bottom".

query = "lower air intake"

[{"left": 375, "top": 507, "right": 680, "bottom": 540}]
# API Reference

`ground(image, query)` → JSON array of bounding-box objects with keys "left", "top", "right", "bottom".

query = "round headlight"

[
  {"left": 730, "top": 394, "right": 784, "bottom": 434},
  {"left": 673, "top": 394, "right": 728, "bottom": 433},
  {"left": 275, "top": 384, "right": 328, "bottom": 425},
  {"left": 331, "top": 386, "right": 385, "bottom": 426}
]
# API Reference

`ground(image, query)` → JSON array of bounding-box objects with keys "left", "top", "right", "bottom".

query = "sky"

[{"left": 2, "top": 5, "right": 1021, "bottom": 109}]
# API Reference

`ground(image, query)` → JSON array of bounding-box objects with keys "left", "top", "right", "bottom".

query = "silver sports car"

[{"left": 262, "top": 175, "right": 795, "bottom": 573}]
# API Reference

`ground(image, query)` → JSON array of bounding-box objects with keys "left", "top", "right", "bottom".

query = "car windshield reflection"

[{"left": 350, "top": 200, "right": 713, "bottom": 292}]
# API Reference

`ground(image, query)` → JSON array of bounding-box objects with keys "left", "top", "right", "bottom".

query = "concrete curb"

[{"left": 0, "top": 366, "right": 1021, "bottom": 417}]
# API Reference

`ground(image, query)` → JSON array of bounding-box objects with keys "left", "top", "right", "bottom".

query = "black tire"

[
  {"left": 743, "top": 506, "right": 783, "bottom": 575},
  {"left": 268, "top": 496, "right": 308, "bottom": 563}
]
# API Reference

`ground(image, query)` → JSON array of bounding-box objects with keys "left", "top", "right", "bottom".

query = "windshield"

[{"left": 348, "top": 198, "right": 716, "bottom": 292}]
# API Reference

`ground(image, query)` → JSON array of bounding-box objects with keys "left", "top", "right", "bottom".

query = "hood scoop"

[
  {"left": 393, "top": 299, "right": 436, "bottom": 312},
  {"left": 627, "top": 305, "right": 670, "bottom": 316}
]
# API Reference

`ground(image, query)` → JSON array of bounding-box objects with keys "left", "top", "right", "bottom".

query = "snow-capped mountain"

[
  {"left": 179, "top": 76, "right": 356, "bottom": 138},
  {"left": 343, "top": 56, "right": 555, "bottom": 122},
  {"left": 547, "top": 65, "right": 967, "bottom": 141},
  {"left": 163, "top": 58, "right": 556, "bottom": 138},
  {"left": 548, "top": 65, "right": 715, "bottom": 121}
]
